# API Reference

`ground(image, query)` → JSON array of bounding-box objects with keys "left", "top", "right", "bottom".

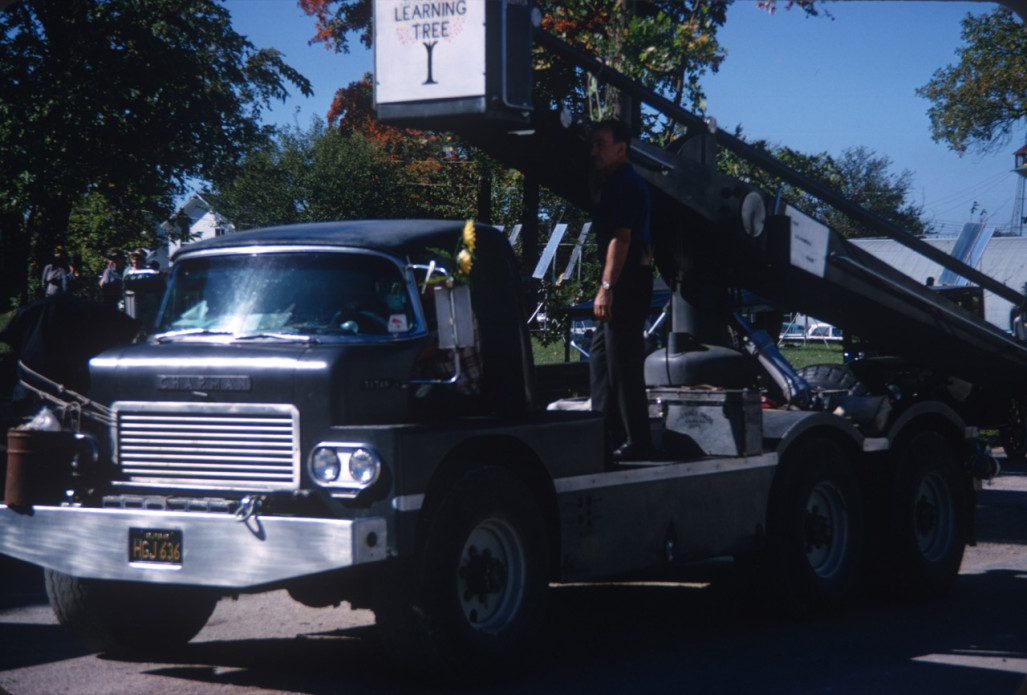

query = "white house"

[{"left": 156, "top": 194, "right": 234, "bottom": 268}]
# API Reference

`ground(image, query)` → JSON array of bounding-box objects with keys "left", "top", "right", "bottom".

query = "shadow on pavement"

[{"left": 34, "top": 566, "right": 1023, "bottom": 695}]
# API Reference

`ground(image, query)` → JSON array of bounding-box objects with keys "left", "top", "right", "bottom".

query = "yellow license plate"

[{"left": 128, "top": 528, "right": 182, "bottom": 565}]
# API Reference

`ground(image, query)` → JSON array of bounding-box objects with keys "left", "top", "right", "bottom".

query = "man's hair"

[{"left": 595, "top": 118, "right": 632, "bottom": 144}]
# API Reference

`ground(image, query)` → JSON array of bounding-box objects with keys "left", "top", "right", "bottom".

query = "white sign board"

[
  {"left": 374, "top": 0, "right": 486, "bottom": 105},
  {"left": 786, "top": 205, "right": 830, "bottom": 278}
]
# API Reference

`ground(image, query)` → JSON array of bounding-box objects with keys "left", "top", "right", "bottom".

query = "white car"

[{"left": 806, "top": 323, "right": 843, "bottom": 342}]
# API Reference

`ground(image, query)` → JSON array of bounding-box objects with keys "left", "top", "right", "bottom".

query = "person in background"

[
  {"left": 99, "top": 250, "right": 124, "bottom": 308},
  {"left": 66, "top": 252, "right": 84, "bottom": 294},
  {"left": 41, "top": 246, "right": 70, "bottom": 297},
  {"left": 125, "top": 248, "right": 148, "bottom": 275}
]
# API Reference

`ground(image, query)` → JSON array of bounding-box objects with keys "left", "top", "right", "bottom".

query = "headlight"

[
  {"left": 307, "top": 443, "right": 382, "bottom": 495},
  {"left": 310, "top": 447, "right": 342, "bottom": 483},
  {"left": 348, "top": 448, "right": 380, "bottom": 485}
]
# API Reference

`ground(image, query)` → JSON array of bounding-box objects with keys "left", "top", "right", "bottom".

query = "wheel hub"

[
  {"left": 803, "top": 481, "right": 849, "bottom": 579},
  {"left": 913, "top": 472, "right": 953, "bottom": 561},
  {"left": 914, "top": 493, "right": 939, "bottom": 537},
  {"left": 457, "top": 518, "right": 525, "bottom": 631},
  {"left": 461, "top": 545, "right": 508, "bottom": 616},
  {"left": 805, "top": 504, "right": 833, "bottom": 551}
]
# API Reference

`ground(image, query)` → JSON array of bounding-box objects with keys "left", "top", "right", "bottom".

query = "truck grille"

[{"left": 112, "top": 402, "right": 300, "bottom": 491}]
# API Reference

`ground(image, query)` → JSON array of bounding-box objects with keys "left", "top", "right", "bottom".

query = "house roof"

[{"left": 851, "top": 235, "right": 1027, "bottom": 330}]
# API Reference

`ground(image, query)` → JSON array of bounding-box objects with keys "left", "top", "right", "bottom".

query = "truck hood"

[{"left": 89, "top": 338, "right": 423, "bottom": 426}]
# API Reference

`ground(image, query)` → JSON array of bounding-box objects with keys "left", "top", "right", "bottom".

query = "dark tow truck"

[
  {"left": 0, "top": 0, "right": 1010, "bottom": 681},
  {"left": 0, "top": 216, "right": 976, "bottom": 679}
]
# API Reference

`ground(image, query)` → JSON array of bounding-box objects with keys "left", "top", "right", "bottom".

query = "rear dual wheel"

[
  {"left": 880, "top": 430, "right": 967, "bottom": 598},
  {"left": 768, "top": 437, "right": 864, "bottom": 612}
]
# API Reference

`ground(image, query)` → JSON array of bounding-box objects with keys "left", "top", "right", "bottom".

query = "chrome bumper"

[{"left": 0, "top": 504, "right": 387, "bottom": 589}]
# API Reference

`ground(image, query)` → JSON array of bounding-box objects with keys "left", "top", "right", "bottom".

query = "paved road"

[{"left": 2, "top": 461, "right": 1027, "bottom": 695}]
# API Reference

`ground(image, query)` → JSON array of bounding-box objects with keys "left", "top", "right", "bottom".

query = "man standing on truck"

[{"left": 588, "top": 119, "right": 655, "bottom": 461}]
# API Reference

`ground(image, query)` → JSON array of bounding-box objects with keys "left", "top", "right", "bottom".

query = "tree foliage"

[
  {"left": 720, "top": 134, "right": 931, "bottom": 238},
  {"left": 207, "top": 114, "right": 528, "bottom": 230},
  {"left": 917, "top": 8, "right": 1027, "bottom": 155},
  {"left": 0, "top": 0, "right": 312, "bottom": 306},
  {"left": 536, "top": 0, "right": 728, "bottom": 126}
]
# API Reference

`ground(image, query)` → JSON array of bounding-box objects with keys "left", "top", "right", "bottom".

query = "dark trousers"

[{"left": 589, "top": 272, "right": 652, "bottom": 450}]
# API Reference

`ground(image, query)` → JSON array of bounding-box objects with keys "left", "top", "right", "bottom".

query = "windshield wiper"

[
  {"left": 154, "top": 328, "right": 235, "bottom": 343},
  {"left": 233, "top": 332, "right": 319, "bottom": 344}
]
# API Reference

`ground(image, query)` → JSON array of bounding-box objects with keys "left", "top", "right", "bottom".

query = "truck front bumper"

[{"left": 0, "top": 504, "right": 387, "bottom": 589}]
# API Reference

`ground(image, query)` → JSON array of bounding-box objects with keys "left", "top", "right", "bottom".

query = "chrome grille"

[{"left": 112, "top": 402, "right": 300, "bottom": 490}]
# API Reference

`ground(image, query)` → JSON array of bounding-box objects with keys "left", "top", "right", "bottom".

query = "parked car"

[
  {"left": 779, "top": 321, "right": 806, "bottom": 344},
  {"left": 807, "top": 322, "right": 843, "bottom": 342}
]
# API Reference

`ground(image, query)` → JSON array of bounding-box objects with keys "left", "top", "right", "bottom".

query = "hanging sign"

[{"left": 374, "top": 0, "right": 486, "bottom": 105}]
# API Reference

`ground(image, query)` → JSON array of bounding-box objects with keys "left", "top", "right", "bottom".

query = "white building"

[
  {"left": 156, "top": 194, "right": 234, "bottom": 268},
  {"left": 851, "top": 234, "right": 1027, "bottom": 332}
]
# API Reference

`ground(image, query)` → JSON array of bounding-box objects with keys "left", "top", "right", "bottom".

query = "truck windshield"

[{"left": 155, "top": 251, "right": 419, "bottom": 340}]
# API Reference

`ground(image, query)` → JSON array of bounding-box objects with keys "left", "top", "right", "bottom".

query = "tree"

[
  {"left": 917, "top": 8, "right": 1027, "bottom": 155},
  {"left": 210, "top": 118, "right": 433, "bottom": 226},
  {"left": 0, "top": 0, "right": 312, "bottom": 306},
  {"left": 721, "top": 135, "right": 931, "bottom": 238},
  {"left": 328, "top": 76, "right": 528, "bottom": 228},
  {"left": 208, "top": 116, "right": 517, "bottom": 229}
]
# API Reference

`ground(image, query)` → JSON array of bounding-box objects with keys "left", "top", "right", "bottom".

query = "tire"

[
  {"left": 44, "top": 569, "right": 218, "bottom": 654},
  {"left": 881, "top": 430, "right": 967, "bottom": 598},
  {"left": 795, "top": 363, "right": 868, "bottom": 396},
  {"left": 1000, "top": 397, "right": 1027, "bottom": 461},
  {"left": 373, "top": 466, "right": 549, "bottom": 682},
  {"left": 767, "top": 437, "right": 864, "bottom": 612}
]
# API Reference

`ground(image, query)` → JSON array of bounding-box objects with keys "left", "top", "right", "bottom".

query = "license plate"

[{"left": 128, "top": 528, "right": 183, "bottom": 566}]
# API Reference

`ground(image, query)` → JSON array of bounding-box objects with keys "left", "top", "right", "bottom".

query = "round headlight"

[
  {"left": 349, "top": 448, "right": 380, "bottom": 486},
  {"left": 310, "top": 447, "right": 342, "bottom": 483}
]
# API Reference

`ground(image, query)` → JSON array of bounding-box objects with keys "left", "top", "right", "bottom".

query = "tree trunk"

[
  {"left": 0, "top": 212, "right": 31, "bottom": 308},
  {"left": 476, "top": 160, "right": 493, "bottom": 224}
]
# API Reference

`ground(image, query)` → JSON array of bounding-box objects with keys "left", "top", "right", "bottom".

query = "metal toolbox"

[{"left": 651, "top": 388, "right": 763, "bottom": 457}]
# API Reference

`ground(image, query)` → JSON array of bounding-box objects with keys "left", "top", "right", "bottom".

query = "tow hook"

[
  {"left": 234, "top": 495, "right": 265, "bottom": 524},
  {"left": 234, "top": 495, "right": 267, "bottom": 538}
]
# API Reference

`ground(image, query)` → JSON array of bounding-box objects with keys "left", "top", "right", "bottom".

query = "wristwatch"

[{"left": 600, "top": 280, "right": 613, "bottom": 291}]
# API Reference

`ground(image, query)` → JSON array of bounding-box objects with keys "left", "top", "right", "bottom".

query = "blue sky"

[{"left": 223, "top": 0, "right": 1025, "bottom": 237}]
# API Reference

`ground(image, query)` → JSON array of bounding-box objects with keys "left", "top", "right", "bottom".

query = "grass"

[
  {"left": 532, "top": 335, "right": 846, "bottom": 370},
  {"left": 532, "top": 337, "right": 572, "bottom": 365},
  {"left": 776, "top": 341, "right": 846, "bottom": 369}
]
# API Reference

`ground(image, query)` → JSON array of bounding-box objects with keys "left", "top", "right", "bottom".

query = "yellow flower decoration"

[
  {"left": 462, "top": 219, "right": 476, "bottom": 253},
  {"left": 427, "top": 220, "right": 477, "bottom": 287}
]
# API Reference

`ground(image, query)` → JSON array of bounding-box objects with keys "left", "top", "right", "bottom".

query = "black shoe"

[{"left": 612, "top": 443, "right": 658, "bottom": 462}]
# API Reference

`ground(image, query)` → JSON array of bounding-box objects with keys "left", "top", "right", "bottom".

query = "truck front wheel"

[
  {"left": 375, "top": 466, "right": 549, "bottom": 681},
  {"left": 44, "top": 569, "right": 218, "bottom": 654},
  {"left": 768, "top": 437, "right": 864, "bottom": 612}
]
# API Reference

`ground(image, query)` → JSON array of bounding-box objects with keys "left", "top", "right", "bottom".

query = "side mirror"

[{"left": 434, "top": 285, "right": 474, "bottom": 349}]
